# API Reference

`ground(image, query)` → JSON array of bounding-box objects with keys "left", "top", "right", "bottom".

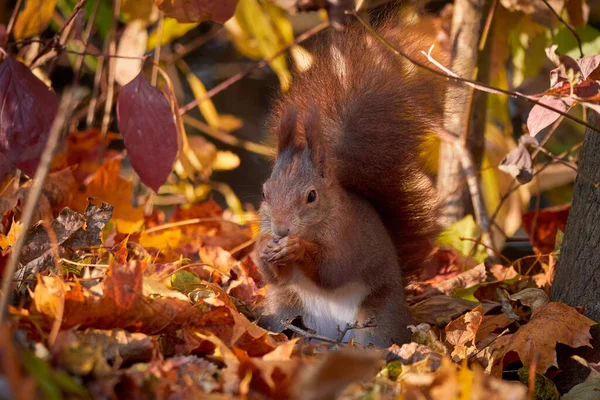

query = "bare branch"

[{"left": 539, "top": 0, "right": 584, "bottom": 59}]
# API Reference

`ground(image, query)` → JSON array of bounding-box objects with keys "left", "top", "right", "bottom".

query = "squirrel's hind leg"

[{"left": 357, "top": 288, "right": 414, "bottom": 346}]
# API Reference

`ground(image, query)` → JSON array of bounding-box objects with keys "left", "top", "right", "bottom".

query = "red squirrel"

[{"left": 252, "top": 16, "right": 444, "bottom": 347}]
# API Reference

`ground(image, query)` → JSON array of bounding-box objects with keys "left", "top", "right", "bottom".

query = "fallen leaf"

[
  {"left": 117, "top": 71, "right": 179, "bottom": 192},
  {"left": 445, "top": 305, "right": 484, "bottom": 361},
  {"left": 502, "top": 302, "right": 596, "bottom": 373},
  {"left": 0, "top": 55, "right": 58, "bottom": 176},
  {"left": 71, "top": 157, "right": 145, "bottom": 233},
  {"left": 293, "top": 349, "right": 381, "bottom": 400}
]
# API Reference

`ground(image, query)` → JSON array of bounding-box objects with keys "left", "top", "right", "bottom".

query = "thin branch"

[
  {"left": 348, "top": 11, "right": 600, "bottom": 134},
  {"left": 100, "top": 0, "right": 121, "bottom": 136},
  {"left": 540, "top": 0, "right": 584, "bottom": 59},
  {"left": 283, "top": 323, "right": 339, "bottom": 344},
  {"left": 5, "top": 0, "right": 24, "bottom": 38},
  {"left": 182, "top": 114, "right": 273, "bottom": 156},
  {"left": 178, "top": 21, "right": 330, "bottom": 115},
  {"left": 73, "top": 0, "right": 103, "bottom": 85},
  {"left": 0, "top": 88, "right": 87, "bottom": 323},
  {"left": 336, "top": 317, "right": 376, "bottom": 342},
  {"left": 151, "top": 12, "right": 164, "bottom": 86}
]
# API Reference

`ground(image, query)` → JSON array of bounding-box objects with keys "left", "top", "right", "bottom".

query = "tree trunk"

[
  {"left": 551, "top": 110, "right": 600, "bottom": 324},
  {"left": 437, "top": 0, "right": 490, "bottom": 226},
  {"left": 550, "top": 109, "right": 600, "bottom": 390}
]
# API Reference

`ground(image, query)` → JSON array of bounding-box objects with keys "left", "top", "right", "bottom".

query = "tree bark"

[
  {"left": 550, "top": 109, "right": 600, "bottom": 391},
  {"left": 437, "top": 0, "right": 490, "bottom": 226},
  {"left": 551, "top": 109, "right": 600, "bottom": 326}
]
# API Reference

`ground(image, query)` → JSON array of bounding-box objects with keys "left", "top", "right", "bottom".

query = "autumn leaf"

[
  {"left": 154, "top": 0, "right": 239, "bottom": 23},
  {"left": 0, "top": 55, "right": 58, "bottom": 176},
  {"left": 522, "top": 204, "right": 570, "bottom": 254},
  {"left": 502, "top": 302, "right": 596, "bottom": 373},
  {"left": 13, "top": 0, "right": 57, "bottom": 39},
  {"left": 117, "top": 71, "right": 179, "bottom": 192},
  {"left": 71, "top": 156, "right": 145, "bottom": 233},
  {"left": 445, "top": 305, "right": 484, "bottom": 361}
]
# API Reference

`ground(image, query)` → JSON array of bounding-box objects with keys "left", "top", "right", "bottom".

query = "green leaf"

[
  {"left": 554, "top": 25, "right": 600, "bottom": 59},
  {"left": 436, "top": 215, "right": 487, "bottom": 262},
  {"left": 517, "top": 367, "right": 560, "bottom": 400},
  {"left": 453, "top": 275, "right": 521, "bottom": 303},
  {"left": 170, "top": 270, "right": 202, "bottom": 294}
]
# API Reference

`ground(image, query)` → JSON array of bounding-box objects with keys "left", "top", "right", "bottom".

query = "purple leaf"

[
  {"left": 499, "top": 141, "right": 534, "bottom": 184},
  {"left": 0, "top": 55, "right": 58, "bottom": 176},
  {"left": 116, "top": 71, "right": 179, "bottom": 192},
  {"left": 527, "top": 95, "right": 575, "bottom": 137}
]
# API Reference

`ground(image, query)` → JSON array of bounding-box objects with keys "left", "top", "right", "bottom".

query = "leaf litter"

[{"left": 1, "top": 164, "right": 597, "bottom": 400}]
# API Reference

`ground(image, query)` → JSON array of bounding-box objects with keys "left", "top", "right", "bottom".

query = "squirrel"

[{"left": 252, "top": 15, "right": 445, "bottom": 347}]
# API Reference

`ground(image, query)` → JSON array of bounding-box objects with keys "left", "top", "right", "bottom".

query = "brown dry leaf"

[
  {"left": 154, "top": 0, "right": 239, "bottom": 23},
  {"left": 434, "top": 263, "right": 488, "bottom": 295},
  {"left": 0, "top": 167, "right": 77, "bottom": 225},
  {"left": 411, "top": 295, "right": 479, "bottom": 325},
  {"left": 71, "top": 156, "right": 145, "bottom": 234},
  {"left": 502, "top": 302, "right": 596, "bottom": 373},
  {"left": 509, "top": 288, "right": 550, "bottom": 310},
  {"left": 387, "top": 342, "right": 444, "bottom": 371},
  {"left": 445, "top": 305, "right": 484, "bottom": 361},
  {"left": 233, "top": 343, "right": 300, "bottom": 399},
  {"left": 293, "top": 349, "right": 381, "bottom": 400},
  {"left": 401, "top": 357, "right": 527, "bottom": 399}
]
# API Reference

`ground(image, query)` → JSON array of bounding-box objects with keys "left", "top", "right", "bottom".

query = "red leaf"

[
  {"left": 154, "top": 0, "right": 239, "bottom": 23},
  {"left": 0, "top": 55, "right": 58, "bottom": 176},
  {"left": 116, "top": 72, "right": 179, "bottom": 192},
  {"left": 522, "top": 204, "right": 570, "bottom": 254}
]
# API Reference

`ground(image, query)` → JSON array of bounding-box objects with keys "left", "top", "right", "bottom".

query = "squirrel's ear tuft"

[
  {"left": 277, "top": 107, "right": 299, "bottom": 153},
  {"left": 304, "top": 104, "right": 326, "bottom": 176}
]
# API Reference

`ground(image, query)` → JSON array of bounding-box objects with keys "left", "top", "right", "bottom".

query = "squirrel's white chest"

[{"left": 290, "top": 273, "right": 368, "bottom": 341}]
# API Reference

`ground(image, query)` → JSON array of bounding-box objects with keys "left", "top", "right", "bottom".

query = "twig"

[
  {"left": 178, "top": 21, "right": 329, "bottom": 115},
  {"left": 0, "top": 88, "right": 87, "bottom": 323},
  {"left": 283, "top": 323, "right": 339, "bottom": 344},
  {"left": 5, "top": 0, "right": 24, "bottom": 39},
  {"left": 468, "top": 328, "right": 510, "bottom": 361},
  {"left": 182, "top": 115, "right": 273, "bottom": 156},
  {"left": 30, "top": 0, "right": 87, "bottom": 69},
  {"left": 540, "top": 0, "right": 584, "bottom": 59},
  {"left": 347, "top": 11, "right": 600, "bottom": 134},
  {"left": 151, "top": 12, "right": 164, "bottom": 86},
  {"left": 73, "top": 0, "right": 102, "bottom": 85},
  {"left": 453, "top": 138, "right": 497, "bottom": 257},
  {"left": 100, "top": 0, "right": 121, "bottom": 136},
  {"left": 336, "top": 317, "right": 376, "bottom": 342},
  {"left": 530, "top": 143, "right": 599, "bottom": 187}
]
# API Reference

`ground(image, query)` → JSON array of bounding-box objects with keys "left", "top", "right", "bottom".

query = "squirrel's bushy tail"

[{"left": 271, "top": 14, "right": 446, "bottom": 273}]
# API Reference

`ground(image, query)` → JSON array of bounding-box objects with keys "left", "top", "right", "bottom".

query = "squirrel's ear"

[
  {"left": 277, "top": 107, "right": 298, "bottom": 153},
  {"left": 304, "top": 105, "right": 326, "bottom": 176}
]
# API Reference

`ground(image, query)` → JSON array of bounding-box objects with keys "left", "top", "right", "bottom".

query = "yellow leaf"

[
  {"left": 13, "top": 0, "right": 57, "bottom": 40},
  {"left": 217, "top": 114, "right": 244, "bottom": 132},
  {"left": 176, "top": 59, "right": 220, "bottom": 128},
  {"left": 212, "top": 151, "right": 240, "bottom": 171},
  {"left": 122, "top": 0, "right": 158, "bottom": 24},
  {"left": 0, "top": 220, "right": 23, "bottom": 250},
  {"left": 139, "top": 229, "right": 183, "bottom": 250},
  {"left": 233, "top": 0, "right": 291, "bottom": 91},
  {"left": 147, "top": 18, "right": 198, "bottom": 49}
]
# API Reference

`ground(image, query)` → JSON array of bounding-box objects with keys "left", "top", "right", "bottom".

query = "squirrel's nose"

[{"left": 271, "top": 223, "right": 290, "bottom": 237}]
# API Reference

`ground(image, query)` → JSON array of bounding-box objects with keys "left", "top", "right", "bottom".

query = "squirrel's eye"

[{"left": 307, "top": 190, "right": 317, "bottom": 204}]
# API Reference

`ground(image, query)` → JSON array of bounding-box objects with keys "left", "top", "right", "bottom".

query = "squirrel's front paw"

[{"left": 264, "top": 235, "right": 305, "bottom": 265}]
